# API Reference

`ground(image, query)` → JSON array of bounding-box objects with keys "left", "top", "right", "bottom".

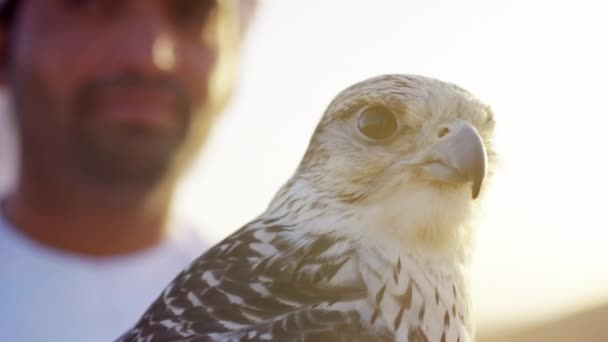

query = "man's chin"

[{"left": 72, "top": 132, "right": 184, "bottom": 189}]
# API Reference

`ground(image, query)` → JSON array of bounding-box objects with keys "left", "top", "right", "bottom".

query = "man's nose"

[{"left": 113, "top": 8, "right": 177, "bottom": 76}]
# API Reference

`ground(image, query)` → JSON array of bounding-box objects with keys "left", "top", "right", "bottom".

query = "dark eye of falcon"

[{"left": 356, "top": 105, "right": 399, "bottom": 141}]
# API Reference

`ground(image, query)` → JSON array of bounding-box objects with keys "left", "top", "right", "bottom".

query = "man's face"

[{"left": 6, "top": 0, "right": 238, "bottom": 188}]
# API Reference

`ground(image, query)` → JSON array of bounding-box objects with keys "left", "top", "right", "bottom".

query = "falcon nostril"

[{"left": 437, "top": 127, "right": 450, "bottom": 139}]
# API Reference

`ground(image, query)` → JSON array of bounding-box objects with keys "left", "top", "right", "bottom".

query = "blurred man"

[{"left": 0, "top": 1, "right": 255, "bottom": 341}]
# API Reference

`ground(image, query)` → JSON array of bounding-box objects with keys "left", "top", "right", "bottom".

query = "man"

[{"left": 0, "top": 1, "right": 255, "bottom": 341}]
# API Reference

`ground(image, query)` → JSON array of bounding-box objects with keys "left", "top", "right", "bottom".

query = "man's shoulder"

[{"left": 165, "top": 220, "right": 211, "bottom": 260}]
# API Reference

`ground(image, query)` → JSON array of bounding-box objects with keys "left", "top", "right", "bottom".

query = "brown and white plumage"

[{"left": 118, "top": 74, "right": 496, "bottom": 341}]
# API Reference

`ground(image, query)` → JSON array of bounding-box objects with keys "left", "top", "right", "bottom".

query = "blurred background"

[{"left": 1, "top": 0, "right": 607, "bottom": 340}]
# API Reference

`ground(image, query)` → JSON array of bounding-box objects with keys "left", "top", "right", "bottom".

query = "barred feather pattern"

[{"left": 117, "top": 208, "right": 471, "bottom": 341}]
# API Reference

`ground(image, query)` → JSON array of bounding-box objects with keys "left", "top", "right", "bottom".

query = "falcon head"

[{"left": 293, "top": 75, "right": 495, "bottom": 258}]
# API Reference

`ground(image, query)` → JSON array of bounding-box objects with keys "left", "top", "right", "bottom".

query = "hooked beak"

[{"left": 419, "top": 120, "right": 487, "bottom": 199}]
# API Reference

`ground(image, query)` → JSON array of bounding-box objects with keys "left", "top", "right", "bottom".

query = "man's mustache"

[{"left": 75, "top": 73, "right": 192, "bottom": 118}]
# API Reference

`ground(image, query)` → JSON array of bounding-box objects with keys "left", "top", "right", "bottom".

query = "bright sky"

[{"left": 176, "top": 0, "right": 608, "bottom": 331}]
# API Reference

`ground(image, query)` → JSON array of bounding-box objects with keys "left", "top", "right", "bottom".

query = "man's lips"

[{"left": 89, "top": 87, "right": 181, "bottom": 130}]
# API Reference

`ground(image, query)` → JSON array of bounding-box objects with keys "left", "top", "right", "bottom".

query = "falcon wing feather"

[{"left": 117, "top": 220, "right": 389, "bottom": 341}]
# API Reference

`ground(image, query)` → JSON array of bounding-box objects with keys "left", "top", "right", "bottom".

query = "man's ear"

[{"left": 0, "top": 24, "right": 9, "bottom": 86}]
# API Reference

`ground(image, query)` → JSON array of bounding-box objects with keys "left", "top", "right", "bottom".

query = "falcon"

[{"left": 118, "top": 74, "right": 495, "bottom": 341}]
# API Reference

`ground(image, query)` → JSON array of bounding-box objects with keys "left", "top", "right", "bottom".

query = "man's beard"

[{"left": 70, "top": 74, "right": 194, "bottom": 188}]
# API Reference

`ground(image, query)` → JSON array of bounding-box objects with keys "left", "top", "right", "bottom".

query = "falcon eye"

[{"left": 356, "top": 105, "right": 399, "bottom": 141}]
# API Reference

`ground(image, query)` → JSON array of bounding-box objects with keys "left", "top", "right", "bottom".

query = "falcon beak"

[{"left": 419, "top": 120, "right": 487, "bottom": 199}]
